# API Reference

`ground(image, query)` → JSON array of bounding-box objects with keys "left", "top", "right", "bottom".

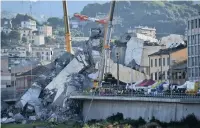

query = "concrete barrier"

[{"left": 70, "top": 95, "right": 200, "bottom": 122}]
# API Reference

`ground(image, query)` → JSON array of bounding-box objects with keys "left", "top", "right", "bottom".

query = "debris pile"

[{"left": 1, "top": 37, "right": 97, "bottom": 124}]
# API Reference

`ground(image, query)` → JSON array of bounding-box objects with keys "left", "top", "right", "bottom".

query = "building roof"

[
  {"left": 17, "top": 66, "right": 49, "bottom": 76},
  {"left": 148, "top": 44, "right": 186, "bottom": 57}
]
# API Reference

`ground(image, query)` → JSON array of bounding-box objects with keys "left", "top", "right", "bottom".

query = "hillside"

[{"left": 80, "top": 1, "right": 200, "bottom": 38}]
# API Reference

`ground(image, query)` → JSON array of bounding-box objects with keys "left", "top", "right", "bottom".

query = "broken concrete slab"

[
  {"left": 13, "top": 113, "right": 24, "bottom": 122},
  {"left": 16, "top": 83, "right": 42, "bottom": 108},
  {"left": 29, "top": 116, "right": 36, "bottom": 121},
  {"left": 45, "top": 52, "right": 91, "bottom": 106},
  {"left": 1, "top": 117, "right": 15, "bottom": 124}
]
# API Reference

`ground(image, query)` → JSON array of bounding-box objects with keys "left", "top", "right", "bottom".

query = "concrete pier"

[{"left": 70, "top": 95, "right": 200, "bottom": 122}]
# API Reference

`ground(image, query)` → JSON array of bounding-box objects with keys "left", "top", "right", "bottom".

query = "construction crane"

[
  {"left": 74, "top": 1, "right": 116, "bottom": 86},
  {"left": 99, "top": 0, "right": 116, "bottom": 85},
  {"left": 62, "top": 0, "right": 72, "bottom": 53}
]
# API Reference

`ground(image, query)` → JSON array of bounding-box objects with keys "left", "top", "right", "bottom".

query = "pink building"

[{"left": 39, "top": 25, "right": 52, "bottom": 37}]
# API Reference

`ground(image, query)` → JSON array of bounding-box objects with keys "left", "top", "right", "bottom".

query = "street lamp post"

[{"left": 116, "top": 52, "right": 119, "bottom": 87}]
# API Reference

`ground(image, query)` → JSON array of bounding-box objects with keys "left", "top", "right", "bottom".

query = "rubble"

[
  {"left": 2, "top": 31, "right": 101, "bottom": 124},
  {"left": 1, "top": 117, "right": 15, "bottom": 124},
  {"left": 13, "top": 113, "right": 24, "bottom": 123}
]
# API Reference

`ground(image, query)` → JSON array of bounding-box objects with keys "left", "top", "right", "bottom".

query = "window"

[
  {"left": 151, "top": 59, "right": 153, "bottom": 67},
  {"left": 188, "top": 47, "right": 191, "bottom": 56},
  {"left": 199, "top": 34, "right": 200, "bottom": 44},
  {"left": 192, "top": 57, "right": 195, "bottom": 66},
  {"left": 179, "top": 72, "right": 182, "bottom": 79},
  {"left": 192, "top": 35, "right": 195, "bottom": 45},
  {"left": 192, "top": 68, "right": 195, "bottom": 77},
  {"left": 155, "top": 59, "right": 157, "bottom": 67},
  {"left": 175, "top": 72, "right": 178, "bottom": 79},
  {"left": 196, "top": 57, "right": 198, "bottom": 66},
  {"left": 159, "top": 72, "right": 162, "bottom": 80},
  {"left": 191, "top": 20, "right": 194, "bottom": 29},
  {"left": 199, "top": 56, "right": 200, "bottom": 65},
  {"left": 195, "top": 19, "right": 198, "bottom": 28},
  {"left": 151, "top": 73, "right": 153, "bottom": 79},
  {"left": 196, "top": 67, "right": 199, "bottom": 77},
  {"left": 163, "top": 58, "right": 165, "bottom": 66},
  {"left": 199, "top": 19, "right": 200, "bottom": 28},
  {"left": 188, "top": 21, "right": 190, "bottom": 29},
  {"left": 159, "top": 58, "right": 161, "bottom": 66},
  {"left": 46, "top": 52, "right": 48, "bottom": 55},
  {"left": 195, "top": 46, "right": 198, "bottom": 55},
  {"left": 191, "top": 46, "right": 194, "bottom": 55},
  {"left": 155, "top": 72, "right": 157, "bottom": 80},
  {"left": 189, "top": 57, "right": 191, "bottom": 67},
  {"left": 167, "top": 57, "right": 170, "bottom": 66},
  {"left": 188, "top": 36, "right": 190, "bottom": 45},
  {"left": 199, "top": 67, "right": 200, "bottom": 77},
  {"left": 195, "top": 35, "right": 198, "bottom": 44},
  {"left": 182, "top": 72, "right": 185, "bottom": 79}
]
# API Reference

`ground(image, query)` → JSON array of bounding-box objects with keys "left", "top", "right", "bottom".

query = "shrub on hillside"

[{"left": 106, "top": 113, "right": 124, "bottom": 123}]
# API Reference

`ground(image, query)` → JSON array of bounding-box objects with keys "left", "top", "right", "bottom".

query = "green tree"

[
  {"left": 22, "top": 37, "right": 27, "bottom": 43},
  {"left": 47, "top": 17, "right": 64, "bottom": 29},
  {"left": 44, "top": 36, "right": 51, "bottom": 43},
  {"left": 9, "top": 30, "right": 20, "bottom": 41},
  {"left": 12, "top": 14, "right": 40, "bottom": 29},
  {"left": 58, "top": 31, "right": 65, "bottom": 36}
]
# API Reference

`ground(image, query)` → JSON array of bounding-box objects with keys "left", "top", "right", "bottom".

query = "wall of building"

[
  {"left": 81, "top": 98, "right": 200, "bottom": 123},
  {"left": 19, "top": 29, "right": 33, "bottom": 43},
  {"left": 106, "top": 59, "right": 148, "bottom": 83},
  {"left": 149, "top": 55, "right": 169, "bottom": 81},
  {"left": 141, "top": 45, "right": 165, "bottom": 75},
  {"left": 33, "top": 35, "right": 45, "bottom": 46},
  {"left": 171, "top": 48, "right": 187, "bottom": 63},
  {"left": 32, "top": 47, "right": 53, "bottom": 61},
  {"left": 187, "top": 15, "right": 200, "bottom": 81},
  {"left": 39, "top": 25, "right": 52, "bottom": 37},
  {"left": 16, "top": 75, "right": 34, "bottom": 90},
  {"left": 21, "top": 20, "right": 37, "bottom": 31}
]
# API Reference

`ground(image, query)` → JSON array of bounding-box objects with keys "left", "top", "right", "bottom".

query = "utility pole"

[
  {"left": 116, "top": 52, "right": 119, "bottom": 87},
  {"left": 14, "top": 65, "right": 16, "bottom": 99},
  {"left": 169, "top": 51, "right": 172, "bottom": 98},
  {"left": 160, "top": 55, "right": 162, "bottom": 81}
]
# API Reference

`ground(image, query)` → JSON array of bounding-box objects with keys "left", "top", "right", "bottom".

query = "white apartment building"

[
  {"left": 39, "top": 25, "right": 52, "bottom": 37},
  {"left": 19, "top": 28, "right": 44, "bottom": 45},
  {"left": 128, "top": 26, "right": 156, "bottom": 38},
  {"left": 19, "top": 28, "right": 33, "bottom": 43},
  {"left": 187, "top": 14, "right": 200, "bottom": 81},
  {"left": 33, "top": 35, "right": 45, "bottom": 46},
  {"left": 31, "top": 47, "right": 53, "bottom": 61},
  {"left": 21, "top": 20, "right": 37, "bottom": 31}
]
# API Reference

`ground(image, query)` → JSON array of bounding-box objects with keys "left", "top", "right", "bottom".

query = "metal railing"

[{"left": 72, "top": 90, "right": 200, "bottom": 99}]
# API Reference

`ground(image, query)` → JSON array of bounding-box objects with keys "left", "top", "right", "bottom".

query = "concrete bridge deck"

[{"left": 69, "top": 95, "right": 200, "bottom": 122}]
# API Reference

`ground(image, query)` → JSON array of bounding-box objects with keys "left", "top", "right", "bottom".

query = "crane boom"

[
  {"left": 99, "top": 0, "right": 116, "bottom": 83},
  {"left": 62, "top": 0, "right": 72, "bottom": 53}
]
